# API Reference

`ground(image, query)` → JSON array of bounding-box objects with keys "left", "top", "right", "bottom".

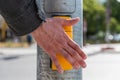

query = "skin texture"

[{"left": 31, "top": 17, "right": 87, "bottom": 73}]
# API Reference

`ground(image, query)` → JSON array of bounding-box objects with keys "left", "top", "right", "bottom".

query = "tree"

[
  {"left": 83, "top": 0, "right": 105, "bottom": 35},
  {"left": 106, "top": 0, "right": 120, "bottom": 32},
  {"left": 109, "top": 0, "right": 120, "bottom": 23}
]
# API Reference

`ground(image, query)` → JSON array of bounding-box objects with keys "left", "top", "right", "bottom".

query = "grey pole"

[
  {"left": 36, "top": 0, "right": 83, "bottom": 80},
  {"left": 105, "top": 0, "right": 111, "bottom": 43}
]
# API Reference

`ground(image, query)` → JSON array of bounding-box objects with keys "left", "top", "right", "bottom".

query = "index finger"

[
  {"left": 63, "top": 33, "right": 87, "bottom": 60},
  {"left": 62, "top": 17, "right": 80, "bottom": 26}
]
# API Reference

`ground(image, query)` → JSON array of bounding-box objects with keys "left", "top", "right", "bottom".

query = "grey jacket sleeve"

[{"left": 0, "top": 0, "right": 42, "bottom": 36}]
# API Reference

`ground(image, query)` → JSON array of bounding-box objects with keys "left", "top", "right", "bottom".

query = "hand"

[{"left": 31, "top": 17, "right": 87, "bottom": 73}]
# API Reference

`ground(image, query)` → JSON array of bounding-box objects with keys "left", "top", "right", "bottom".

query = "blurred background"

[
  {"left": 83, "top": 0, "right": 120, "bottom": 44},
  {"left": 0, "top": 14, "right": 34, "bottom": 47},
  {"left": 0, "top": 0, "right": 120, "bottom": 80}
]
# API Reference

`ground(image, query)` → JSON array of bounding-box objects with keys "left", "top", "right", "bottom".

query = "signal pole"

[
  {"left": 36, "top": 0, "right": 83, "bottom": 80},
  {"left": 105, "top": 0, "right": 111, "bottom": 43}
]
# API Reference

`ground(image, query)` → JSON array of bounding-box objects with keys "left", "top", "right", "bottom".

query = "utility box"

[
  {"left": 36, "top": 0, "right": 83, "bottom": 80},
  {"left": 44, "top": 0, "right": 76, "bottom": 14}
]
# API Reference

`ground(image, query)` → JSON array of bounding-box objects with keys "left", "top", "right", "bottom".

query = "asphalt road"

[
  {"left": 83, "top": 52, "right": 120, "bottom": 80},
  {"left": 0, "top": 51, "right": 120, "bottom": 80},
  {"left": 0, "top": 54, "right": 36, "bottom": 80}
]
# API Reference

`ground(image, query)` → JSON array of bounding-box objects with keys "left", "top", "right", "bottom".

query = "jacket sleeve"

[{"left": 0, "top": 0, "right": 42, "bottom": 36}]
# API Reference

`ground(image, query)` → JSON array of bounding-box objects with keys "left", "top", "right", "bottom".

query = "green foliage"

[
  {"left": 83, "top": 0, "right": 105, "bottom": 34},
  {"left": 84, "top": 0, "right": 120, "bottom": 35},
  {"left": 109, "top": 0, "right": 120, "bottom": 23},
  {"left": 103, "top": 0, "right": 120, "bottom": 33},
  {"left": 109, "top": 0, "right": 120, "bottom": 32},
  {"left": 110, "top": 17, "right": 118, "bottom": 32},
  {"left": 116, "top": 24, "right": 120, "bottom": 32}
]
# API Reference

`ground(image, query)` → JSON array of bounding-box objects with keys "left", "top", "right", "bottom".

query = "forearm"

[{"left": 0, "top": 0, "right": 42, "bottom": 36}]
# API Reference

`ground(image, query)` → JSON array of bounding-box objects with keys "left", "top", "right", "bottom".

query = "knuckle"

[
  {"left": 64, "top": 53, "right": 69, "bottom": 59},
  {"left": 73, "top": 44, "right": 79, "bottom": 49},
  {"left": 60, "top": 49, "right": 69, "bottom": 58},
  {"left": 72, "top": 52, "right": 77, "bottom": 57},
  {"left": 69, "top": 49, "right": 78, "bottom": 57},
  {"left": 78, "top": 59, "right": 85, "bottom": 65},
  {"left": 62, "top": 43, "right": 67, "bottom": 48},
  {"left": 57, "top": 38, "right": 65, "bottom": 43}
]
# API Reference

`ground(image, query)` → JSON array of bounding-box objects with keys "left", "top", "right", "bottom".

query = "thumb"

[{"left": 62, "top": 17, "right": 80, "bottom": 26}]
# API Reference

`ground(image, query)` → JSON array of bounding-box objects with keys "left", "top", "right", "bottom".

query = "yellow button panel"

[{"left": 52, "top": 16, "right": 73, "bottom": 70}]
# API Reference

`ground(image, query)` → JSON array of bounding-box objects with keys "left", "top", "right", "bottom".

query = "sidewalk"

[
  {"left": 82, "top": 43, "right": 120, "bottom": 56},
  {"left": 0, "top": 43, "right": 120, "bottom": 56},
  {"left": 0, "top": 44, "right": 37, "bottom": 55}
]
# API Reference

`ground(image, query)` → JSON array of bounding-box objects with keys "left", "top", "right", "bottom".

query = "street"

[
  {"left": 83, "top": 52, "right": 120, "bottom": 80},
  {"left": 0, "top": 54, "right": 36, "bottom": 80},
  {"left": 0, "top": 44, "right": 120, "bottom": 80}
]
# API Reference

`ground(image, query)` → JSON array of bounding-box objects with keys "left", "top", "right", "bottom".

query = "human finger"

[
  {"left": 59, "top": 47, "right": 80, "bottom": 69},
  {"left": 63, "top": 45, "right": 86, "bottom": 68},
  {"left": 68, "top": 41, "right": 87, "bottom": 60},
  {"left": 63, "top": 33, "right": 87, "bottom": 60},
  {"left": 50, "top": 54, "right": 64, "bottom": 73},
  {"left": 62, "top": 17, "right": 80, "bottom": 26}
]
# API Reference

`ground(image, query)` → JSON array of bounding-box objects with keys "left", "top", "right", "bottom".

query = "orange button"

[{"left": 52, "top": 16, "right": 73, "bottom": 70}]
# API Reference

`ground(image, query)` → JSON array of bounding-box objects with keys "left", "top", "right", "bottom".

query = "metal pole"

[
  {"left": 36, "top": 0, "right": 83, "bottom": 80},
  {"left": 105, "top": 0, "right": 111, "bottom": 43}
]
